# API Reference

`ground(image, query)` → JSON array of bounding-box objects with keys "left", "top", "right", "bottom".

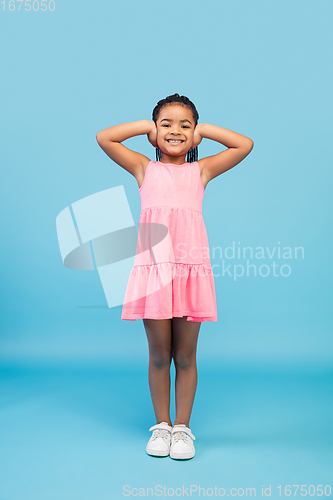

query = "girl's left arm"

[{"left": 196, "top": 123, "right": 254, "bottom": 183}]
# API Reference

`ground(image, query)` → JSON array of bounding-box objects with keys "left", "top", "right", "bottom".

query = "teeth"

[{"left": 168, "top": 140, "right": 183, "bottom": 143}]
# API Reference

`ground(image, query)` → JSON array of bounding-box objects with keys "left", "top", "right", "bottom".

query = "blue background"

[{"left": 0, "top": 0, "right": 332, "bottom": 498}]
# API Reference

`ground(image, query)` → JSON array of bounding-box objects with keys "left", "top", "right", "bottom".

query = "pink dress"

[{"left": 121, "top": 160, "right": 218, "bottom": 322}]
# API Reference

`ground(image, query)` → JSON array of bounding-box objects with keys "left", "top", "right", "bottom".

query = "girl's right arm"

[{"left": 96, "top": 120, "right": 156, "bottom": 179}]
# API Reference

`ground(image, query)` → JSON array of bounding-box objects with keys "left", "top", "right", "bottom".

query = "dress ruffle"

[{"left": 121, "top": 261, "right": 217, "bottom": 322}]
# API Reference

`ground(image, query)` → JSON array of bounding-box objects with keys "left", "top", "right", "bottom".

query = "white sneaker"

[
  {"left": 170, "top": 424, "right": 196, "bottom": 460},
  {"left": 146, "top": 422, "right": 172, "bottom": 457}
]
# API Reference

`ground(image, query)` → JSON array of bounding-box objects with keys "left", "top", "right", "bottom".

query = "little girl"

[{"left": 96, "top": 93, "right": 253, "bottom": 460}]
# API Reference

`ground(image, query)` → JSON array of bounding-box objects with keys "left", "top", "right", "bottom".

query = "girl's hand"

[
  {"left": 147, "top": 120, "right": 158, "bottom": 148},
  {"left": 191, "top": 124, "right": 203, "bottom": 150}
]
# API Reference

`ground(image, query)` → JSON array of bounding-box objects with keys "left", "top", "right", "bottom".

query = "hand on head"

[
  {"left": 191, "top": 124, "right": 203, "bottom": 150},
  {"left": 147, "top": 121, "right": 158, "bottom": 148}
]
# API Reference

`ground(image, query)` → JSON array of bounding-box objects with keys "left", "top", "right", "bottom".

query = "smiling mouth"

[{"left": 166, "top": 139, "right": 184, "bottom": 144}]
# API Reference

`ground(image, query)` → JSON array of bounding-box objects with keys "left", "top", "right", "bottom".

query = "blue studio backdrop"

[{"left": 0, "top": 0, "right": 332, "bottom": 499}]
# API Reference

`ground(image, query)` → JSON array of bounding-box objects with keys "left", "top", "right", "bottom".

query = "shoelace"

[
  {"left": 171, "top": 430, "right": 194, "bottom": 444},
  {"left": 151, "top": 429, "right": 171, "bottom": 442}
]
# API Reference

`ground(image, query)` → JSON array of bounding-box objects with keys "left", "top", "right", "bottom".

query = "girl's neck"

[{"left": 160, "top": 154, "right": 187, "bottom": 166}]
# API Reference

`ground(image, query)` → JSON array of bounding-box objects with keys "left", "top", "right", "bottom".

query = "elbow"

[
  {"left": 96, "top": 131, "right": 103, "bottom": 144},
  {"left": 96, "top": 131, "right": 110, "bottom": 145},
  {"left": 240, "top": 139, "right": 254, "bottom": 159},
  {"left": 239, "top": 138, "right": 254, "bottom": 152},
  {"left": 96, "top": 131, "right": 116, "bottom": 145},
  {"left": 246, "top": 139, "right": 254, "bottom": 151}
]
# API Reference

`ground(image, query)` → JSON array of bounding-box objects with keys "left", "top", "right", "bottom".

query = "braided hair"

[{"left": 152, "top": 93, "right": 199, "bottom": 163}]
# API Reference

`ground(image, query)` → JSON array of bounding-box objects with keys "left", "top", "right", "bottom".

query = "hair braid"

[{"left": 152, "top": 93, "right": 199, "bottom": 163}]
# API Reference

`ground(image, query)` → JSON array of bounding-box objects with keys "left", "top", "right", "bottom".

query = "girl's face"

[{"left": 156, "top": 104, "right": 196, "bottom": 160}]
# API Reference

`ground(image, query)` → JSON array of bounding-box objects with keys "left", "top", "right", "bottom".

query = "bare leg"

[
  {"left": 171, "top": 317, "right": 201, "bottom": 427},
  {"left": 143, "top": 318, "right": 173, "bottom": 426}
]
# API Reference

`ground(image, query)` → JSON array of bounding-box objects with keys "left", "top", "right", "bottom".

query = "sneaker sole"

[
  {"left": 146, "top": 448, "right": 170, "bottom": 457},
  {"left": 170, "top": 450, "right": 195, "bottom": 460}
]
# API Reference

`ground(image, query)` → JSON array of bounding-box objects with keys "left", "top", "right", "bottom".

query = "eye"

[{"left": 161, "top": 124, "right": 190, "bottom": 128}]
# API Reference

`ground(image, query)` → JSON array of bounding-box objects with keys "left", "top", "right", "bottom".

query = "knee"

[
  {"left": 173, "top": 351, "right": 196, "bottom": 371},
  {"left": 150, "top": 349, "right": 172, "bottom": 370}
]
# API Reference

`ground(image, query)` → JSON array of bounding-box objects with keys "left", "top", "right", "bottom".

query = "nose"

[{"left": 170, "top": 126, "right": 181, "bottom": 135}]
